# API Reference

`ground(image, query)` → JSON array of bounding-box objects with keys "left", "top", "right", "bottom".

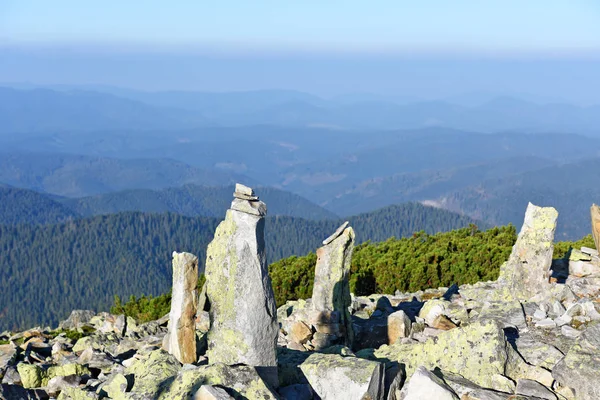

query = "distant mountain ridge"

[
  {"left": 0, "top": 152, "right": 252, "bottom": 198},
  {"left": 1, "top": 86, "right": 600, "bottom": 133}
]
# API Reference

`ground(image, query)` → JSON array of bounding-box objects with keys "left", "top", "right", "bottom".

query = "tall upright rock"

[
  {"left": 310, "top": 221, "right": 355, "bottom": 349},
  {"left": 163, "top": 252, "right": 199, "bottom": 364},
  {"left": 498, "top": 202, "right": 558, "bottom": 300},
  {"left": 590, "top": 204, "right": 600, "bottom": 251},
  {"left": 204, "top": 184, "right": 278, "bottom": 373}
]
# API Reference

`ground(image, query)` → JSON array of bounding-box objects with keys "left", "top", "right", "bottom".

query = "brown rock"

[
  {"left": 431, "top": 315, "right": 458, "bottom": 330},
  {"left": 290, "top": 321, "right": 313, "bottom": 344}
]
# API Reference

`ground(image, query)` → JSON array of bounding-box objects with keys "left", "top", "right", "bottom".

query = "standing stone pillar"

[
  {"left": 590, "top": 204, "right": 600, "bottom": 251},
  {"left": 205, "top": 184, "right": 278, "bottom": 375},
  {"left": 163, "top": 251, "right": 198, "bottom": 364},
  {"left": 310, "top": 222, "right": 355, "bottom": 349},
  {"left": 498, "top": 202, "right": 558, "bottom": 300}
]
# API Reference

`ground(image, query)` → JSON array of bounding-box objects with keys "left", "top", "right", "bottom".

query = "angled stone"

[
  {"left": 205, "top": 187, "right": 278, "bottom": 378},
  {"left": 498, "top": 202, "right": 558, "bottom": 300},
  {"left": 163, "top": 252, "right": 199, "bottom": 364},
  {"left": 311, "top": 224, "right": 355, "bottom": 349}
]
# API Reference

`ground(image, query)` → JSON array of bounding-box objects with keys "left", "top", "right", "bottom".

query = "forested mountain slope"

[
  {"left": 0, "top": 186, "right": 77, "bottom": 225},
  {"left": 0, "top": 203, "right": 479, "bottom": 330}
]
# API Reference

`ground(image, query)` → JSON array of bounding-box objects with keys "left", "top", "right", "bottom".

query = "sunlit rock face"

[{"left": 204, "top": 184, "right": 278, "bottom": 374}]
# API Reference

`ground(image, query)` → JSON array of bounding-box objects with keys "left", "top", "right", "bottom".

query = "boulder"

[
  {"left": 310, "top": 223, "right": 355, "bottom": 349},
  {"left": 163, "top": 251, "right": 199, "bottom": 364},
  {"left": 194, "top": 385, "right": 234, "bottom": 399},
  {"left": 58, "top": 310, "right": 96, "bottom": 330},
  {"left": 0, "top": 343, "right": 17, "bottom": 378},
  {"left": 46, "top": 375, "right": 81, "bottom": 398},
  {"left": 205, "top": 186, "right": 278, "bottom": 377},
  {"left": 157, "top": 363, "right": 277, "bottom": 399},
  {"left": 57, "top": 387, "right": 99, "bottom": 399},
  {"left": 552, "top": 324, "right": 600, "bottom": 400},
  {"left": 373, "top": 320, "right": 550, "bottom": 388},
  {"left": 515, "top": 379, "right": 557, "bottom": 400},
  {"left": 498, "top": 203, "right": 558, "bottom": 300},
  {"left": 387, "top": 310, "right": 411, "bottom": 344},
  {"left": 16, "top": 363, "right": 43, "bottom": 389},
  {"left": 397, "top": 366, "right": 459, "bottom": 400},
  {"left": 299, "top": 353, "right": 384, "bottom": 400},
  {"left": 126, "top": 349, "right": 181, "bottom": 398}
]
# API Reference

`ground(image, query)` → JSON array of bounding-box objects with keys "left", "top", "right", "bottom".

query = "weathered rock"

[
  {"left": 57, "top": 387, "right": 99, "bottom": 399},
  {"left": 569, "top": 260, "right": 600, "bottom": 277},
  {"left": 99, "top": 373, "right": 130, "bottom": 399},
  {"left": 58, "top": 310, "right": 96, "bottom": 330},
  {"left": 439, "top": 371, "right": 514, "bottom": 400},
  {"left": 299, "top": 353, "right": 384, "bottom": 400},
  {"left": 387, "top": 310, "right": 411, "bottom": 344},
  {"left": 398, "top": 366, "right": 459, "bottom": 400},
  {"left": 194, "top": 385, "right": 234, "bottom": 400},
  {"left": 126, "top": 349, "right": 181, "bottom": 398},
  {"left": 46, "top": 374, "right": 81, "bottom": 397},
  {"left": 205, "top": 187, "right": 278, "bottom": 381},
  {"left": 289, "top": 321, "right": 312, "bottom": 345},
  {"left": 591, "top": 204, "right": 600, "bottom": 252},
  {"left": 498, "top": 203, "right": 558, "bottom": 300},
  {"left": 373, "top": 320, "right": 549, "bottom": 388},
  {"left": 163, "top": 251, "right": 198, "bottom": 364},
  {"left": 515, "top": 379, "right": 557, "bottom": 400},
  {"left": 234, "top": 183, "right": 254, "bottom": 197},
  {"left": 552, "top": 323, "right": 600, "bottom": 400},
  {"left": 17, "top": 364, "right": 43, "bottom": 389},
  {"left": 158, "top": 363, "right": 278, "bottom": 399},
  {"left": 0, "top": 343, "right": 17, "bottom": 378},
  {"left": 310, "top": 223, "right": 355, "bottom": 349}
]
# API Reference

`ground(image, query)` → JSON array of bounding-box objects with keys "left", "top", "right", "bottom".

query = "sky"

[
  {"left": 2, "top": 0, "right": 600, "bottom": 54},
  {"left": 1, "top": 1, "right": 600, "bottom": 102}
]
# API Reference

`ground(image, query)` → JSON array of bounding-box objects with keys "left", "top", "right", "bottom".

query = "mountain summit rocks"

[
  {"left": 3, "top": 198, "right": 600, "bottom": 399},
  {"left": 204, "top": 185, "right": 278, "bottom": 374},
  {"left": 498, "top": 202, "right": 558, "bottom": 300},
  {"left": 310, "top": 222, "right": 355, "bottom": 349},
  {"left": 163, "top": 251, "right": 198, "bottom": 364}
]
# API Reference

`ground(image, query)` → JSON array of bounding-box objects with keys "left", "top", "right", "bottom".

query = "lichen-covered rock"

[
  {"left": 498, "top": 203, "right": 558, "bottom": 300},
  {"left": 126, "top": 349, "right": 181, "bottom": 398},
  {"left": 58, "top": 310, "right": 96, "bottom": 330},
  {"left": 398, "top": 366, "right": 458, "bottom": 400},
  {"left": 164, "top": 251, "right": 198, "bottom": 364},
  {"left": 205, "top": 188, "right": 278, "bottom": 373},
  {"left": 16, "top": 363, "right": 43, "bottom": 388},
  {"left": 310, "top": 223, "right": 355, "bottom": 349},
  {"left": 194, "top": 385, "right": 234, "bottom": 399},
  {"left": 46, "top": 375, "right": 82, "bottom": 398},
  {"left": 515, "top": 379, "right": 557, "bottom": 400},
  {"left": 372, "top": 320, "right": 548, "bottom": 388},
  {"left": 299, "top": 353, "right": 384, "bottom": 400},
  {"left": 57, "top": 387, "right": 100, "bottom": 399},
  {"left": 156, "top": 363, "right": 277, "bottom": 399},
  {"left": 552, "top": 324, "right": 600, "bottom": 400},
  {"left": 99, "top": 373, "right": 129, "bottom": 399}
]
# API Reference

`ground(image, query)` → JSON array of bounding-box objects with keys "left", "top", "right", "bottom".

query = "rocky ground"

[
  {"left": 2, "top": 196, "right": 600, "bottom": 399},
  {"left": 1, "top": 252, "right": 599, "bottom": 400}
]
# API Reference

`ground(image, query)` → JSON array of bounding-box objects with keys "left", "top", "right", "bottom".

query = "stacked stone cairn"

[{"left": 2, "top": 193, "right": 600, "bottom": 399}]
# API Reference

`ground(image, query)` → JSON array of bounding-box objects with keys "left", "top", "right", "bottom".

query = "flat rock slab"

[
  {"left": 322, "top": 221, "right": 349, "bottom": 245},
  {"left": 299, "top": 353, "right": 384, "bottom": 400}
]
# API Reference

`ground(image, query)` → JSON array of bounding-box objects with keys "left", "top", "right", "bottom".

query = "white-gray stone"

[
  {"left": 498, "top": 203, "right": 558, "bottom": 300},
  {"left": 299, "top": 353, "right": 384, "bottom": 400},
  {"left": 205, "top": 189, "right": 278, "bottom": 378},
  {"left": 163, "top": 252, "right": 198, "bottom": 364},
  {"left": 398, "top": 366, "right": 459, "bottom": 400}
]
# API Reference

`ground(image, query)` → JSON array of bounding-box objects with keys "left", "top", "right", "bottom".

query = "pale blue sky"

[{"left": 2, "top": 0, "right": 600, "bottom": 54}]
